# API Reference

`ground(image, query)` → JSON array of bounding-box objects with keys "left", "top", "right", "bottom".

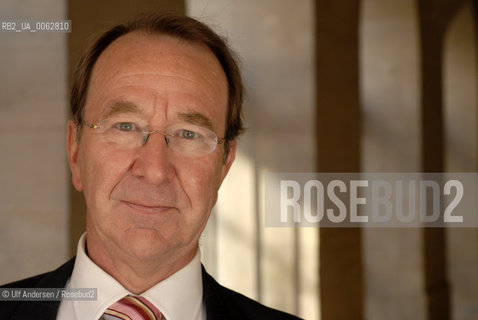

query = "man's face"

[{"left": 67, "top": 32, "right": 235, "bottom": 267}]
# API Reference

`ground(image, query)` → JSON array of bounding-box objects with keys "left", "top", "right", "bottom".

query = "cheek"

[
  {"left": 78, "top": 141, "right": 133, "bottom": 205},
  {"left": 177, "top": 156, "right": 224, "bottom": 208}
]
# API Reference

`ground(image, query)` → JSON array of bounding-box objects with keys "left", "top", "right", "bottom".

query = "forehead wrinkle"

[
  {"left": 101, "top": 101, "right": 144, "bottom": 120},
  {"left": 178, "top": 113, "right": 215, "bottom": 132},
  {"left": 113, "top": 72, "right": 219, "bottom": 103},
  {"left": 118, "top": 72, "right": 206, "bottom": 84}
]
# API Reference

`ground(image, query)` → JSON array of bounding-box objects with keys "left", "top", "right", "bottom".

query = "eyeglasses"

[{"left": 82, "top": 118, "right": 225, "bottom": 158}]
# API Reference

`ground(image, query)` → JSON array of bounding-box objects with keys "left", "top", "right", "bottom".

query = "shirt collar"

[{"left": 69, "top": 233, "right": 204, "bottom": 320}]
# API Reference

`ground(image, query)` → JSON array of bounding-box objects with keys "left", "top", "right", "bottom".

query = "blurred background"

[{"left": 0, "top": 0, "right": 477, "bottom": 319}]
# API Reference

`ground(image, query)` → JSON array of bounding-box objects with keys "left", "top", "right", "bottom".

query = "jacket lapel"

[{"left": 201, "top": 265, "right": 239, "bottom": 320}]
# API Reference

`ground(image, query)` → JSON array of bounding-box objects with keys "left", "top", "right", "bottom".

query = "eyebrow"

[
  {"left": 100, "top": 103, "right": 216, "bottom": 132},
  {"left": 101, "top": 101, "right": 143, "bottom": 119},
  {"left": 178, "top": 112, "right": 216, "bottom": 132}
]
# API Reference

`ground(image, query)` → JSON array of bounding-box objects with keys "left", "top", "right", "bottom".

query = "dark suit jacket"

[{"left": 0, "top": 258, "right": 301, "bottom": 320}]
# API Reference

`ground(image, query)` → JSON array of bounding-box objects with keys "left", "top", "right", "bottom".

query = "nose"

[
  {"left": 130, "top": 131, "right": 175, "bottom": 184},
  {"left": 142, "top": 129, "right": 170, "bottom": 145}
]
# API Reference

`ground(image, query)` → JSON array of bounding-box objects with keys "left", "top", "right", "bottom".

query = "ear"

[
  {"left": 219, "top": 139, "right": 237, "bottom": 184},
  {"left": 66, "top": 120, "right": 83, "bottom": 191}
]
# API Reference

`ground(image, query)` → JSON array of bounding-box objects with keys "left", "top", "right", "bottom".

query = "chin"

[{"left": 120, "top": 228, "right": 169, "bottom": 260}]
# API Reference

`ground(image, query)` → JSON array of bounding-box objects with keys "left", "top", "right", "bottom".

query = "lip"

[{"left": 120, "top": 200, "right": 176, "bottom": 215}]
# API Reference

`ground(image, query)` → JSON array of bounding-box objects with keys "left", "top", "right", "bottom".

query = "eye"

[
  {"left": 114, "top": 122, "right": 137, "bottom": 132},
  {"left": 179, "top": 129, "right": 200, "bottom": 140}
]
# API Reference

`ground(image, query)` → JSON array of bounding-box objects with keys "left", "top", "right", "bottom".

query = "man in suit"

[{"left": 0, "top": 13, "right": 300, "bottom": 320}]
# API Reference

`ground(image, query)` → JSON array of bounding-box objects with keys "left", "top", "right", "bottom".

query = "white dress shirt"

[{"left": 56, "top": 233, "right": 206, "bottom": 320}]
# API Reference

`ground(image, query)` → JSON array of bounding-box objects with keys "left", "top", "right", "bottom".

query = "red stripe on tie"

[
  {"left": 135, "top": 296, "right": 161, "bottom": 317},
  {"left": 103, "top": 295, "right": 162, "bottom": 320}
]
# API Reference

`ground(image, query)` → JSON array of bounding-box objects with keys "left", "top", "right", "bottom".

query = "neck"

[{"left": 85, "top": 231, "right": 197, "bottom": 294}]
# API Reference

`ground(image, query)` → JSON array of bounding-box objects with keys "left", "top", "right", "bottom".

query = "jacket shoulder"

[
  {"left": 202, "top": 267, "right": 302, "bottom": 320},
  {"left": 1, "top": 257, "right": 75, "bottom": 289},
  {"left": 0, "top": 257, "right": 75, "bottom": 320}
]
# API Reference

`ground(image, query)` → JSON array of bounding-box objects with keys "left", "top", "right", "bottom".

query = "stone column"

[
  {"left": 315, "top": 1, "right": 363, "bottom": 319},
  {"left": 360, "top": 0, "right": 425, "bottom": 318},
  {"left": 418, "top": 0, "right": 466, "bottom": 318},
  {"left": 0, "top": 0, "right": 69, "bottom": 284},
  {"left": 443, "top": 2, "right": 478, "bottom": 319}
]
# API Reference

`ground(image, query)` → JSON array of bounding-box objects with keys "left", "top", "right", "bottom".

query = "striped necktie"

[{"left": 101, "top": 295, "right": 163, "bottom": 320}]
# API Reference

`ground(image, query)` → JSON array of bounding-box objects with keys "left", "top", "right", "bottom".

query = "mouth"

[{"left": 120, "top": 200, "right": 176, "bottom": 215}]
